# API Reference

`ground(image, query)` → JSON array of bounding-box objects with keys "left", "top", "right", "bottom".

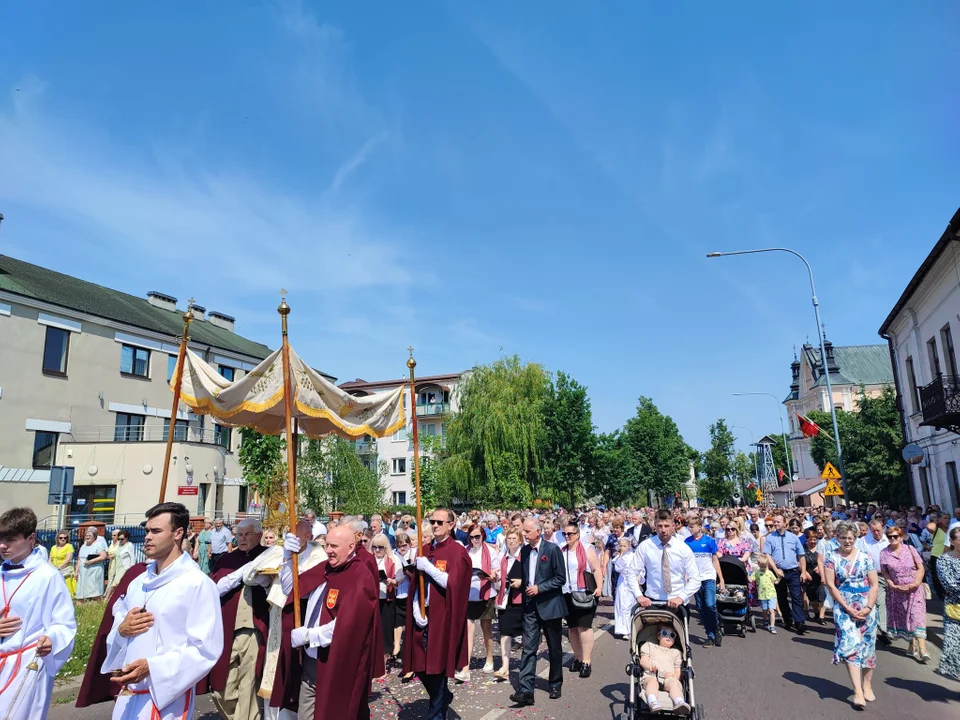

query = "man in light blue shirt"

[
  {"left": 209, "top": 517, "right": 233, "bottom": 568},
  {"left": 764, "top": 513, "right": 809, "bottom": 635}
]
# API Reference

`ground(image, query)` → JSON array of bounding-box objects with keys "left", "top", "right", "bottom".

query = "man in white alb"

[
  {"left": 0, "top": 507, "right": 76, "bottom": 720},
  {"left": 103, "top": 502, "right": 223, "bottom": 720}
]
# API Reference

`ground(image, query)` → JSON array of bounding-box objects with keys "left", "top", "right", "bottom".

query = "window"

[
  {"left": 238, "top": 485, "right": 249, "bottom": 513},
  {"left": 32, "top": 431, "right": 58, "bottom": 468},
  {"left": 167, "top": 355, "right": 178, "bottom": 382},
  {"left": 391, "top": 457, "right": 407, "bottom": 475},
  {"left": 946, "top": 462, "right": 960, "bottom": 510},
  {"left": 418, "top": 423, "right": 438, "bottom": 437},
  {"left": 943, "top": 325, "right": 959, "bottom": 377},
  {"left": 906, "top": 356, "right": 920, "bottom": 413},
  {"left": 163, "top": 418, "right": 189, "bottom": 441},
  {"left": 71, "top": 485, "right": 116, "bottom": 523},
  {"left": 120, "top": 344, "right": 150, "bottom": 377},
  {"left": 214, "top": 424, "right": 233, "bottom": 450},
  {"left": 42, "top": 326, "right": 69, "bottom": 375},
  {"left": 393, "top": 426, "right": 408, "bottom": 442},
  {"left": 918, "top": 466, "right": 932, "bottom": 508},
  {"left": 219, "top": 365, "right": 235, "bottom": 381},
  {"left": 115, "top": 413, "right": 145, "bottom": 442},
  {"left": 928, "top": 337, "right": 942, "bottom": 379},
  {"left": 392, "top": 491, "right": 407, "bottom": 505}
]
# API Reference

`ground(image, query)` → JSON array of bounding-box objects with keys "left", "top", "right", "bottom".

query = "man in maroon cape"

[
  {"left": 346, "top": 517, "right": 385, "bottom": 680},
  {"left": 208, "top": 519, "right": 271, "bottom": 720},
  {"left": 75, "top": 562, "right": 148, "bottom": 707},
  {"left": 402, "top": 508, "right": 471, "bottom": 720},
  {"left": 271, "top": 525, "right": 380, "bottom": 720}
]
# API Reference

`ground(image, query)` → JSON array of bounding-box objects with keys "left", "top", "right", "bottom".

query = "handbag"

[{"left": 571, "top": 556, "right": 599, "bottom": 609}]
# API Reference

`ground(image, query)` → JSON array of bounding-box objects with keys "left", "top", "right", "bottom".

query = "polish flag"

[{"left": 796, "top": 413, "right": 822, "bottom": 438}]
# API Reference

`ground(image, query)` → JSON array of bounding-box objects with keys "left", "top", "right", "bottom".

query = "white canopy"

[{"left": 174, "top": 347, "right": 405, "bottom": 439}]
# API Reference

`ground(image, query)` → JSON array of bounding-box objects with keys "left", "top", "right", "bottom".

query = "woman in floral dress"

[
  {"left": 879, "top": 525, "right": 929, "bottom": 662},
  {"left": 824, "top": 522, "right": 879, "bottom": 710},
  {"left": 936, "top": 526, "right": 960, "bottom": 681},
  {"left": 719, "top": 524, "right": 756, "bottom": 604}
]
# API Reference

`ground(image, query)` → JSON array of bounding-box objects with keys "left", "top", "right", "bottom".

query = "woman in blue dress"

[{"left": 824, "top": 521, "right": 879, "bottom": 710}]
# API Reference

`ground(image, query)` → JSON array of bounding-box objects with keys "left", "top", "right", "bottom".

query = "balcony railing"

[
  {"left": 919, "top": 374, "right": 960, "bottom": 432},
  {"left": 69, "top": 425, "right": 231, "bottom": 448},
  {"left": 416, "top": 402, "right": 450, "bottom": 417},
  {"left": 353, "top": 439, "right": 377, "bottom": 454}
]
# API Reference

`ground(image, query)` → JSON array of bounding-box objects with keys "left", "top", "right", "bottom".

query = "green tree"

[
  {"left": 698, "top": 419, "right": 736, "bottom": 506},
  {"left": 590, "top": 431, "right": 641, "bottom": 506},
  {"left": 542, "top": 371, "right": 596, "bottom": 509},
  {"left": 237, "top": 428, "right": 284, "bottom": 497},
  {"left": 808, "top": 386, "right": 909, "bottom": 506},
  {"left": 417, "top": 434, "right": 452, "bottom": 508},
  {"left": 303, "top": 436, "right": 388, "bottom": 516},
  {"left": 442, "top": 356, "right": 551, "bottom": 506},
  {"left": 732, "top": 451, "right": 755, "bottom": 500},
  {"left": 623, "top": 397, "right": 691, "bottom": 499}
]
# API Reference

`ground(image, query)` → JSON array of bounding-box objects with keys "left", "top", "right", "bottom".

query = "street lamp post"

[
  {"left": 733, "top": 391, "right": 795, "bottom": 506},
  {"left": 708, "top": 247, "right": 848, "bottom": 499}
]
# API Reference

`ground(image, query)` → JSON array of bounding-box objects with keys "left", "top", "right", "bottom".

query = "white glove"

[
  {"left": 415, "top": 556, "right": 449, "bottom": 589},
  {"left": 412, "top": 592, "right": 428, "bottom": 628},
  {"left": 216, "top": 567, "right": 246, "bottom": 596},
  {"left": 283, "top": 533, "right": 302, "bottom": 559},
  {"left": 291, "top": 626, "right": 310, "bottom": 648},
  {"left": 315, "top": 618, "right": 336, "bottom": 648}
]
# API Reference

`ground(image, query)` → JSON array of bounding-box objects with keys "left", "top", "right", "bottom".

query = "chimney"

[
  {"left": 208, "top": 311, "right": 235, "bottom": 333},
  {"left": 146, "top": 291, "right": 177, "bottom": 312},
  {"left": 191, "top": 305, "right": 206, "bottom": 321}
]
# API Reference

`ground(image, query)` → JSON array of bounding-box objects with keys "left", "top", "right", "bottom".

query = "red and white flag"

[{"left": 796, "top": 413, "right": 822, "bottom": 438}]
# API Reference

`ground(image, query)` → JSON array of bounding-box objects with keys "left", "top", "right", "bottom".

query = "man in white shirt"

[
  {"left": 635, "top": 510, "right": 701, "bottom": 609},
  {"left": 748, "top": 509, "right": 766, "bottom": 536},
  {"left": 303, "top": 510, "right": 327, "bottom": 541},
  {"left": 856, "top": 518, "right": 891, "bottom": 644}
]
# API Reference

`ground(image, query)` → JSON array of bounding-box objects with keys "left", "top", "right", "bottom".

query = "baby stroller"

[
  {"left": 717, "top": 557, "right": 756, "bottom": 637},
  {"left": 620, "top": 603, "right": 705, "bottom": 720}
]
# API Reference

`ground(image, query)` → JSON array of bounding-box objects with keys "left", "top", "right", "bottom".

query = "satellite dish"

[
  {"left": 902, "top": 443, "right": 924, "bottom": 465},
  {"left": 732, "top": 494, "right": 742, "bottom": 505}
]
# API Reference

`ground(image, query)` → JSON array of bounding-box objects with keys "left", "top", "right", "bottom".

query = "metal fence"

[{"left": 38, "top": 525, "right": 149, "bottom": 564}]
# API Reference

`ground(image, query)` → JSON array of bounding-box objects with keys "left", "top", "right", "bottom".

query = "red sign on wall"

[{"left": 178, "top": 486, "right": 199, "bottom": 496}]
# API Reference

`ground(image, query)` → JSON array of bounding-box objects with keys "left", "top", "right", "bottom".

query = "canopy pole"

[
  {"left": 158, "top": 300, "right": 194, "bottom": 504},
  {"left": 407, "top": 347, "right": 426, "bottom": 617},
  {"left": 279, "top": 291, "right": 301, "bottom": 627}
]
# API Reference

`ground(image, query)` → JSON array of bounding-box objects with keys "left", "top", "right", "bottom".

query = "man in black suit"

[
  {"left": 511, "top": 518, "right": 567, "bottom": 707},
  {"left": 628, "top": 511, "right": 654, "bottom": 547}
]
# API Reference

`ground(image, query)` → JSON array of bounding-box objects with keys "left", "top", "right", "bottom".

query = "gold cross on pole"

[{"left": 281, "top": 288, "right": 288, "bottom": 302}]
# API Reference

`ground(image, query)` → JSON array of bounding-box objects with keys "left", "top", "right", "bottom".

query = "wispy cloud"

[
  {"left": 331, "top": 131, "right": 388, "bottom": 195},
  {"left": 0, "top": 83, "right": 413, "bottom": 299}
]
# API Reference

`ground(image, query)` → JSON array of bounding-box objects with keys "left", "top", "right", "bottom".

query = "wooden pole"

[
  {"left": 407, "top": 347, "right": 426, "bottom": 617},
  {"left": 158, "top": 300, "right": 195, "bottom": 504},
  {"left": 279, "top": 291, "right": 301, "bottom": 627}
]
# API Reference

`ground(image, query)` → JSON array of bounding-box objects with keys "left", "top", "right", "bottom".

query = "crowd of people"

[{"left": 0, "top": 500, "right": 958, "bottom": 720}]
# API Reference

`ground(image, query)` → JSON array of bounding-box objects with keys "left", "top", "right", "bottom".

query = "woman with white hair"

[{"left": 75, "top": 526, "right": 108, "bottom": 601}]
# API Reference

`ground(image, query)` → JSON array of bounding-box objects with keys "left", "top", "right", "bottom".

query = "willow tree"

[{"left": 443, "top": 355, "right": 551, "bottom": 506}]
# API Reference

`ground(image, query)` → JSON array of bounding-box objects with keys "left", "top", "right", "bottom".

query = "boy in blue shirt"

[{"left": 685, "top": 517, "right": 725, "bottom": 646}]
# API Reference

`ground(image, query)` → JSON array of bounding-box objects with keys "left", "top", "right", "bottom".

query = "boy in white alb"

[
  {"left": 103, "top": 503, "right": 223, "bottom": 720},
  {"left": 0, "top": 507, "right": 76, "bottom": 720}
]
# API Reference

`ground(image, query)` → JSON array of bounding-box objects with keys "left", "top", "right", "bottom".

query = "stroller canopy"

[{"left": 719, "top": 556, "right": 750, "bottom": 586}]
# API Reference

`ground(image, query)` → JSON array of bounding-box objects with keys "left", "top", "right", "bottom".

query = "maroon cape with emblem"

[
  {"left": 354, "top": 545, "right": 385, "bottom": 679},
  {"left": 75, "top": 562, "right": 149, "bottom": 707},
  {"left": 270, "top": 555, "right": 381, "bottom": 720},
  {"left": 203, "top": 545, "right": 271, "bottom": 695},
  {"left": 401, "top": 536, "right": 470, "bottom": 677}
]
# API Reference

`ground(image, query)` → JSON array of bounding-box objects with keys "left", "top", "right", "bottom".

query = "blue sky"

[{"left": 1, "top": 1, "right": 958, "bottom": 452}]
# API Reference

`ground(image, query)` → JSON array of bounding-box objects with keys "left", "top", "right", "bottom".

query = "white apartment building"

[
  {"left": 0, "top": 254, "right": 333, "bottom": 526},
  {"left": 339, "top": 372, "right": 462, "bottom": 506},
  {"left": 781, "top": 340, "right": 894, "bottom": 502},
  {"left": 879, "top": 207, "right": 960, "bottom": 510}
]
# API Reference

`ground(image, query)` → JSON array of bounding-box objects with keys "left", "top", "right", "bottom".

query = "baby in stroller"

[{"left": 638, "top": 624, "right": 691, "bottom": 715}]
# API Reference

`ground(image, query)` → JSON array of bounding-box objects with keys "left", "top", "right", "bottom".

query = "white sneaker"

[
  {"left": 647, "top": 698, "right": 662, "bottom": 713},
  {"left": 769, "top": 626, "right": 777, "bottom": 634},
  {"left": 454, "top": 669, "right": 471, "bottom": 683},
  {"left": 673, "top": 699, "right": 691, "bottom": 716},
  {"left": 482, "top": 661, "right": 494, "bottom": 674}
]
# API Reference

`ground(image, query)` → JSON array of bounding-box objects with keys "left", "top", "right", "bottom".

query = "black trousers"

[
  {"left": 776, "top": 568, "right": 806, "bottom": 629},
  {"left": 518, "top": 611, "right": 563, "bottom": 695},
  {"left": 417, "top": 673, "right": 450, "bottom": 720}
]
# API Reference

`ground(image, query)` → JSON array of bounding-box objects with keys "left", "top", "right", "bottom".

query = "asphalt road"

[{"left": 50, "top": 600, "right": 958, "bottom": 720}]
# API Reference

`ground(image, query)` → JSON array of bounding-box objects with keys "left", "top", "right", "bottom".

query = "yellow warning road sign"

[
  {"left": 824, "top": 479, "right": 844, "bottom": 496},
  {"left": 821, "top": 462, "right": 842, "bottom": 481}
]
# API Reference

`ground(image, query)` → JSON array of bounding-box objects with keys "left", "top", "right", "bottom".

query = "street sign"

[
  {"left": 178, "top": 486, "right": 199, "bottom": 496},
  {"left": 821, "top": 462, "right": 842, "bottom": 481},
  {"left": 824, "top": 479, "right": 844, "bottom": 496},
  {"left": 755, "top": 490, "right": 763, "bottom": 502}
]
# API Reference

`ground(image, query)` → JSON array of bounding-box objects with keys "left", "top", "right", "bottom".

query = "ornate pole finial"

[
  {"left": 278, "top": 288, "right": 290, "bottom": 315},
  {"left": 406, "top": 346, "right": 416, "bottom": 370}
]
